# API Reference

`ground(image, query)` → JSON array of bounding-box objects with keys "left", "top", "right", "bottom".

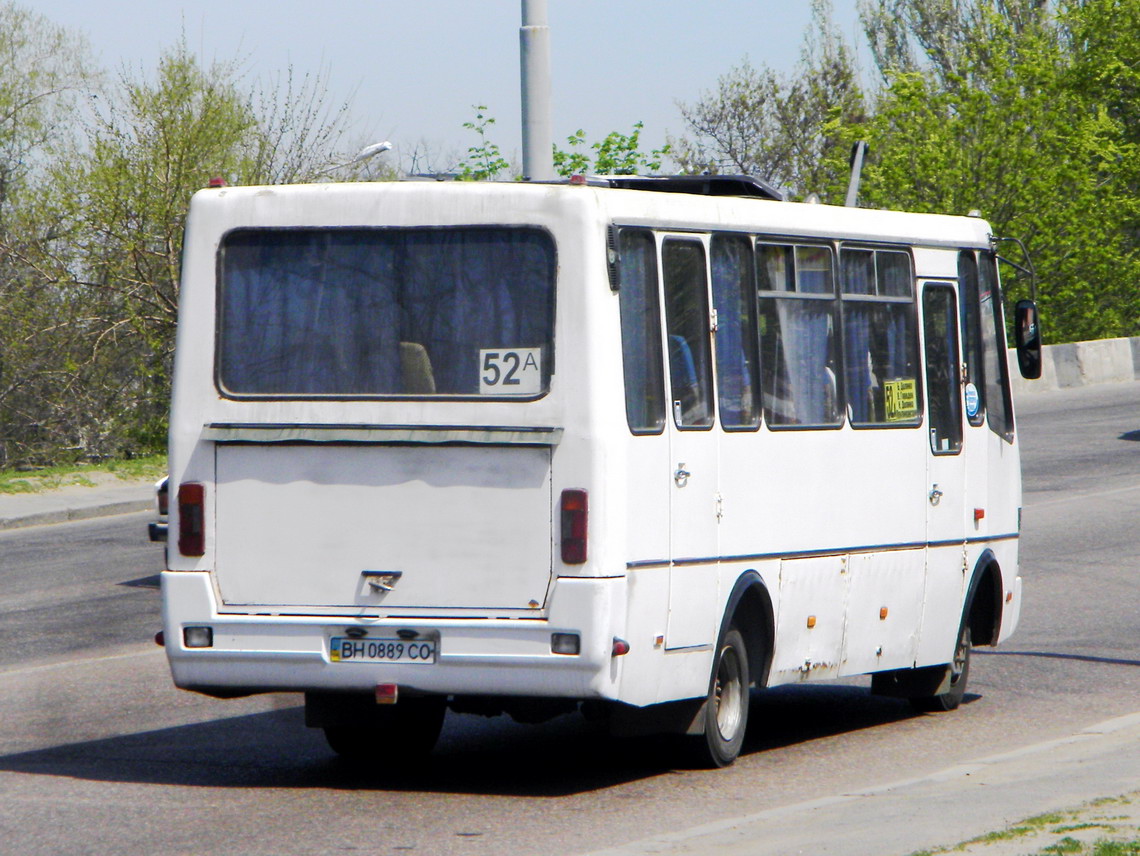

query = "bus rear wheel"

[
  {"left": 692, "top": 627, "right": 750, "bottom": 768},
  {"left": 323, "top": 696, "right": 447, "bottom": 765}
]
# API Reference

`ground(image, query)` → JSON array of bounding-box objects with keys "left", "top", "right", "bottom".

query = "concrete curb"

[
  {"left": 0, "top": 498, "right": 152, "bottom": 531},
  {"left": 1011, "top": 335, "right": 1140, "bottom": 395},
  {"left": 0, "top": 484, "right": 154, "bottom": 533}
]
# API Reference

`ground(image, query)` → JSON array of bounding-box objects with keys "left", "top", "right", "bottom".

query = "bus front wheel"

[{"left": 911, "top": 624, "right": 972, "bottom": 713}]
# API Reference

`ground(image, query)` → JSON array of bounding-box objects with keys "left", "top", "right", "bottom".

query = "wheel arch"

[
  {"left": 965, "top": 549, "right": 1003, "bottom": 647},
  {"left": 718, "top": 570, "right": 775, "bottom": 688}
]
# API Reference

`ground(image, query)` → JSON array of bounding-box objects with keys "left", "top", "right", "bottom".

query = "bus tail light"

[
  {"left": 178, "top": 482, "right": 206, "bottom": 557},
  {"left": 560, "top": 489, "right": 588, "bottom": 564}
]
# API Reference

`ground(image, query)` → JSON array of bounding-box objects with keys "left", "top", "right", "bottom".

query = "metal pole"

[
  {"left": 845, "top": 140, "right": 868, "bottom": 207},
  {"left": 520, "top": 0, "right": 554, "bottom": 181}
]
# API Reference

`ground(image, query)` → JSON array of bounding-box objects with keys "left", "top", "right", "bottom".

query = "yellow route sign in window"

[{"left": 884, "top": 378, "right": 918, "bottom": 422}]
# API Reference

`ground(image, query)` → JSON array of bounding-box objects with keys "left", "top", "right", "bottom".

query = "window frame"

[
  {"left": 616, "top": 227, "right": 667, "bottom": 435},
  {"left": 922, "top": 281, "right": 964, "bottom": 456},
  {"left": 710, "top": 233, "right": 762, "bottom": 432},
  {"left": 755, "top": 240, "right": 844, "bottom": 431},
  {"left": 661, "top": 236, "right": 716, "bottom": 431},
  {"left": 839, "top": 245, "right": 923, "bottom": 430},
  {"left": 214, "top": 224, "right": 558, "bottom": 402}
]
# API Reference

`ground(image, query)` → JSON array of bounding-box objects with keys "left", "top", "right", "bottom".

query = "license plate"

[{"left": 329, "top": 636, "right": 437, "bottom": 664}]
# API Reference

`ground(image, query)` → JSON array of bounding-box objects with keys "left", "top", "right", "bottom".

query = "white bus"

[{"left": 160, "top": 176, "right": 1039, "bottom": 768}]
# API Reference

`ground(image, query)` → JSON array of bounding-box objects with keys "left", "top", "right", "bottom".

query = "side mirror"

[{"left": 1014, "top": 300, "right": 1042, "bottom": 380}]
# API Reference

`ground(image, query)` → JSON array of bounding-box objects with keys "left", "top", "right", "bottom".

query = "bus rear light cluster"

[
  {"left": 560, "top": 488, "right": 588, "bottom": 564},
  {"left": 178, "top": 482, "right": 206, "bottom": 557}
]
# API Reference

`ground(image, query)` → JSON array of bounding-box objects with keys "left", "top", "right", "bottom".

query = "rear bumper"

[{"left": 161, "top": 571, "right": 627, "bottom": 700}]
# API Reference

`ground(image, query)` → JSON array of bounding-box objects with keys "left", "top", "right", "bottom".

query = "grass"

[
  {"left": 0, "top": 455, "right": 166, "bottom": 494},
  {"left": 1088, "top": 843, "right": 1140, "bottom": 856},
  {"left": 904, "top": 797, "right": 1140, "bottom": 856}
]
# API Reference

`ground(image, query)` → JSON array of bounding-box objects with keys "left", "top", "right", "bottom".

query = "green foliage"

[
  {"left": 458, "top": 105, "right": 510, "bottom": 181},
  {"left": 0, "top": 9, "right": 353, "bottom": 468},
  {"left": 67, "top": 42, "right": 267, "bottom": 457},
  {"left": 0, "top": 453, "right": 165, "bottom": 494},
  {"left": 457, "top": 104, "right": 669, "bottom": 180},
  {"left": 0, "top": 4, "right": 99, "bottom": 467},
  {"left": 673, "top": 0, "right": 1140, "bottom": 342},
  {"left": 554, "top": 122, "right": 671, "bottom": 176},
  {"left": 673, "top": 0, "right": 865, "bottom": 201},
  {"left": 855, "top": 2, "right": 1140, "bottom": 341}
]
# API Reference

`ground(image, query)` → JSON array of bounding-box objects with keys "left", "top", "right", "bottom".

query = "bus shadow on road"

[{"left": 0, "top": 684, "right": 939, "bottom": 797}]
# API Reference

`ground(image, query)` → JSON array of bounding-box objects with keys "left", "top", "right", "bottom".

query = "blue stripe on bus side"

[{"left": 626, "top": 532, "right": 1019, "bottom": 569}]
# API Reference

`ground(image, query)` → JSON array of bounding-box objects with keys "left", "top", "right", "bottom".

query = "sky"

[{"left": 29, "top": 0, "right": 865, "bottom": 169}]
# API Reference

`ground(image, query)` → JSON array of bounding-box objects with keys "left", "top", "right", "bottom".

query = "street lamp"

[{"left": 314, "top": 140, "right": 393, "bottom": 178}]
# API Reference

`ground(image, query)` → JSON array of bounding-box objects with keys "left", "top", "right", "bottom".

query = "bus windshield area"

[{"left": 217, "top": 227, "right": 556, "bottom": 398}]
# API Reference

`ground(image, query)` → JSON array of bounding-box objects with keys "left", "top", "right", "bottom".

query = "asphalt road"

[{"left": 0, "top": 381, "right": 1137, "bottom": 856}]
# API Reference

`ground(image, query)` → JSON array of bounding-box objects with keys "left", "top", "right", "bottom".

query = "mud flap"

[
  {"left": 870, "top": 664, "right": 954, "bottom": 699},
  {"left": 605, "top": 698, "right": 706, "bottom": 737}
]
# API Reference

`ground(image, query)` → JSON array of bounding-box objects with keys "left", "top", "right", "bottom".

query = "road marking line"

[
  {"left": 1025, "top": 481, "right": 1140, "bottom": 509},
  {"left": 0, "top": 647, "right": 162, "bottom": 679}
]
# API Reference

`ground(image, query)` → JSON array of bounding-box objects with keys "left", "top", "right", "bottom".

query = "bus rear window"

[{"left": 217, "top": 227, "right": 556, "bottom": 398}]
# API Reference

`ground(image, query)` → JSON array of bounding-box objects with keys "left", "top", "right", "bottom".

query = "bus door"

[
  {"left": 921, "top": 281, "right": 970, "bottom": 651},
  {"left": 660, "top": 236, "right": 720, "bottom": 649}
]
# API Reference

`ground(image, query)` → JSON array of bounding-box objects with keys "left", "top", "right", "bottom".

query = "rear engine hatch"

[{"left": 213, "top": 443, "right": 552, "bottom": 610}]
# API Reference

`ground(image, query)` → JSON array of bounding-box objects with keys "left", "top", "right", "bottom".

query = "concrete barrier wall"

[{"left": 1010, "top": 336, "right": 1140, "bottom": 395}]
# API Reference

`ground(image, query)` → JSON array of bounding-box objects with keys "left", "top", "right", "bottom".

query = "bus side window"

[
  {"left": 617, "top": 230, "right": 666, "bottom": 434},
  {"left": 711, "top": 234, "right": 761, "bottom": 430},
  {"left": 957, "top": 251, "right": 986, "bottom": 426},
  {"left": 757, "top": 243, "right": 841, "bottom": 427},
  {"left": 840, "top": 247, "right": 921, "bottom": 426},
  {"left": 923, "top": 283, "right": 963, "bottom": 455},
  {"left": 978, "top": 252, "right": 1015, "bottom": 441},
  {"left": 662, "top": 238, "right": 714, "bottom": 429}
]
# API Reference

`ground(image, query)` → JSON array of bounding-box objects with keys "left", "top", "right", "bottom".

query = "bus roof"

[{"left": 190, "top": 179, "right": 994, "bottom": 250}]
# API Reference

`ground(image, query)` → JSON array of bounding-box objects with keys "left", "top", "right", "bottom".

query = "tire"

[
  {"left": 692, "top": 627, "right": 750, "bottom": 768},
  {"left": 323, "top": 696, "right": 447, "bottom": 764},
  {"left": 912, "top": 624, "right": 971, "bottom": 713}
]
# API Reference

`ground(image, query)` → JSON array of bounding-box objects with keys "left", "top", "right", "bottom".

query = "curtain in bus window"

[
  {"left": 618, "top": 230, "right": 665, "bottom": 433},
  {"left": 760, "top": 297, "right": 839, "bottom": 426},
  {"left": 218, "top": 227, "right": 555, "bottom": 397},
  {"left": 841, "top": 249, "right": 919, "bottom": 425},
  {"left": 220, "top": 231, "right": 403, "bottom": 395},
  {"left": 711, "top": 236, "right": 760, "bottom": 429},
  {"left": 841, "top": 250, "right": 875, "bottom": 422},
  {"left": 844, "top": 304, "right": 919, "bottom": 424}
]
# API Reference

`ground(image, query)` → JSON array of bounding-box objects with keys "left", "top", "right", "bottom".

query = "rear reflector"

[
  {"left": 551, "top": 633, "right": 580, "bottom": 655},
  {"left": 560, "top": 488, "right": 588, "bottom": 564},
  {"left": 178, "top": 482, "right": 206, "bottom": 557},
  {"left": 375, "top": 684, "right": 399, "bottom": 704},
  {"left": 183, "top": 626, "right": 213, "bottom": 648}
]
